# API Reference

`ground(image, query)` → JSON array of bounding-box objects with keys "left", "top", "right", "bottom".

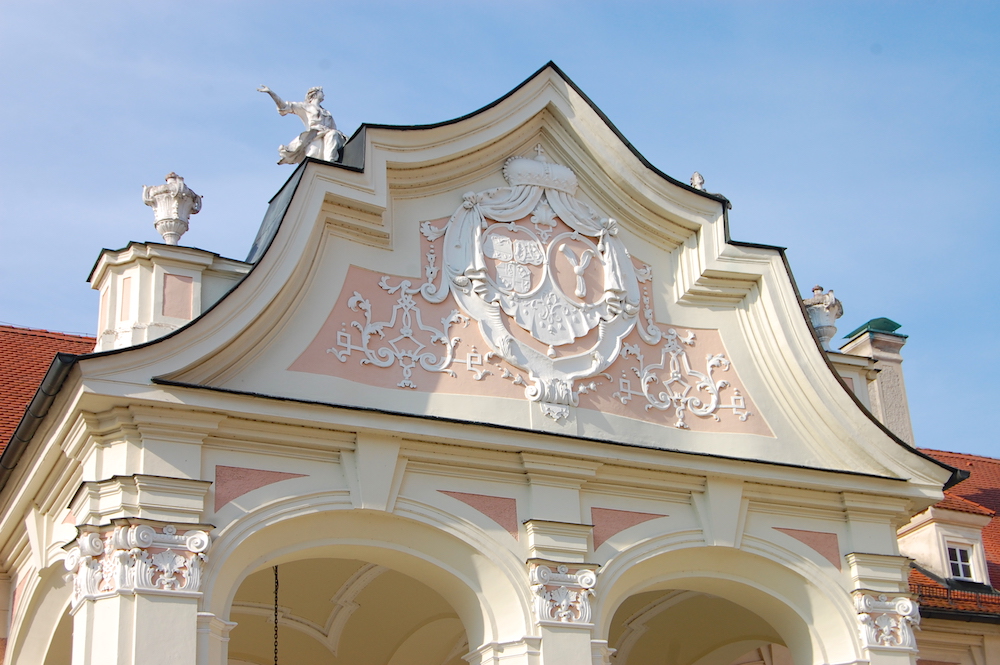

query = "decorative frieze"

[
  {"left": 853, "top": 591, "right": 920, "bottom": 650},
  {"left": 529, "top": 563, "right": 597, "bottom": 625},
  {"left": 64, "top": 522, "right": 211, "bottom": 610}
]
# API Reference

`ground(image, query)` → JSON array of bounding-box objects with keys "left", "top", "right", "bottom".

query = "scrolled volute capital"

[
  {"left": 853, "top": 591, "right": 920, "bottom": 651},
  {"left": 528, "top": 562, "right": 598, "bottom": 626},
  {"left": 63, "top": 522, "right": 214, "bottom": 609},
  {"left": 78, "top": 531, "right": 104, "bottom": 557}
]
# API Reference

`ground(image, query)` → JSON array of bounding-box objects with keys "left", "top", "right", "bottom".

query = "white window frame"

[{"left": 945, "top": 541, "right": 976, "bottom": 581}]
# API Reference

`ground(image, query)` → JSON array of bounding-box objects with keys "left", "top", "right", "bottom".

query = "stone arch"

[
  {"left": 202, "top": 494, "right": 534, "bottom": 656},
  {"left": 595, "top": 543, "right": 862, "bottom": 665},
  {"left": 6, "top": 565, "right": 72, "bottom": 665}
]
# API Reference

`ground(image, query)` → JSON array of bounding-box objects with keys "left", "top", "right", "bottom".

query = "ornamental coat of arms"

[{"left": 419, "top": 146, "right": 659, "bottom": 420}]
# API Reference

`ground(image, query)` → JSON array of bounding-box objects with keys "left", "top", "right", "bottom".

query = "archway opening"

[
  {"left": 608, "top": 589, "right": 790, "bottom": 665},
  {"left": 40, "top": 610, "right": 71, "bottom": 665},
  {"left": 227, "top": 557, "right": 468, "bottom": 665}
]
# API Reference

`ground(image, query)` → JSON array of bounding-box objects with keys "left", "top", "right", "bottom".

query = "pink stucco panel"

[
  {"left": 11, "top": 576, "right": 27, "bottom": 618},
  {"left": 214, "top": 465, "right": 307, "bottom": 512},
  {"left": 162, "top": 274, "right": 193, "bottom": 319},
  {"left": 591, "top": 507, "right": 666, "bottom": 549},
  {"left": 773, "top": 527, "right": 842, "bottom": 570},
  {"left": 440, "top": 490, "right": 519, "bottom": 540},
  {"left": 290, "top": 215, "right": 772, "bottom": 436}
]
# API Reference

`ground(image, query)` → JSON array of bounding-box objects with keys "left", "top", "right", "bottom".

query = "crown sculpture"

[{"left": 142, "top": 173, "right": 202, "bottom": 245}]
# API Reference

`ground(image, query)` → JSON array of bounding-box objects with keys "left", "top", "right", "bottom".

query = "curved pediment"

[{"left": 77, "top": 65, "right": 951, "bottom": 489}]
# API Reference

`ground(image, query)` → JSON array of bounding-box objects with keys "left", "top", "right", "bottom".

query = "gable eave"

[{"left": 342, "top": 62, "right": 729, "bottom": 207}]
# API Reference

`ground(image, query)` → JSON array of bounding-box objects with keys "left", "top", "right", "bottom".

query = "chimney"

[
  {"left": 88, "top": 174, "right": 250, "bottom": 352},
  {"left": 840, "top": 318, "right": 915, "bottom": 445}
]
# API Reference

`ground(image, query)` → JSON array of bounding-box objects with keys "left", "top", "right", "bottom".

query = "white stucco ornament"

[
  {"left": 419, "top": 146, "right": 660, "bottom": 420},
  {"left": 64, "top": 523, "right": 211, "bottom": 610},
  {"left": 854, "top": 592, "right": 920, "bottom": 650},
  {"left": 803, "top": 285, "right": 843, "bottom": 351},
  {"left": 325, "top": 147, "right": 758, "bottom": 428},
  {"left": 690, "top": 171, "right": 705, "bottom": 190},
  {"left": 258, "top": 85, "right": 347, "bottom": 164},
  {"left": 529, "top": 564, "right": 597, "bottom": 625},
  {"left": 142, "top": 172, "right": 202, "bottom": 245}
]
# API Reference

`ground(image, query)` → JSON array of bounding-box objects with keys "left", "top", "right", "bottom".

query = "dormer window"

[
  {"left": 947, "top": 543, "right": 974, "bottom": 580},
  {"left": 897, "top": 499, "right": 993, "bottom": 587}
]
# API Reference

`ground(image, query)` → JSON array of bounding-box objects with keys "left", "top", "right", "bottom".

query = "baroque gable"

[{"left": 81, "top": 65, "right": 949, "bottom": 487}]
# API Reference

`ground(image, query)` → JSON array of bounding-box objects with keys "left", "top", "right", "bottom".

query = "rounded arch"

[
  {"left": 595, "top": 543, "right": 862, "bottom": 665},
  {"left": 203, "top": 495, "right": 534, "bottom": 650},
  {"left": 6, "top": 565, "right": 72, "bottom": 665}
]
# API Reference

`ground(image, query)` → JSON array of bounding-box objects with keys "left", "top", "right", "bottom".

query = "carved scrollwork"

[
  {"left": 612, "top": 328, "right": 751, "bottom": 428},
  {"left": 64, "top": 523, "right": 211, "bottom": 609},
  {"left": 328, "top": 280, "right": 468, "bottom": 389},
  {"left": 529, "top": 564, "right": 597, "bottom": 625},
  {"left": 854, "top": 592, "right": 920, "bottom": 650}
]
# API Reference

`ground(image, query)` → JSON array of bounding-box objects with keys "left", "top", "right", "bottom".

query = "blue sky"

[{"left": 1, "top": 2, "right": 997, "bottom": 457}]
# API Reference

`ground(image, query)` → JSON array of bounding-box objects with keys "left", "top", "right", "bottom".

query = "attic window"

[{"left": 947, "top": 544, "right": 974, "bottom": 579}]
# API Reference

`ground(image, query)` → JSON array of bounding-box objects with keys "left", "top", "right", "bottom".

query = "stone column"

[
  {"left": 527, "top": 562, "right": 605, "bottom": 665},
  {"left": 64, "top": 520, "right": 211, "bottom": 665},
  {"left": 519, "top": 454, "right": 608, "bottom": 664}
]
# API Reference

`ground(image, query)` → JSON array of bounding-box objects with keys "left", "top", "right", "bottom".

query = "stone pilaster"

[
  {"left": 518, "top": 454, "right": 603, "bottom": 665},
  {"left": 196, "top": 612, "right": 238, "bottom": 665},
  {"left": 64, "top": 519, "right": 211, "bottom": 665},
  {"left": 845, "top": 553, "right": 920, "bottom": 665}
]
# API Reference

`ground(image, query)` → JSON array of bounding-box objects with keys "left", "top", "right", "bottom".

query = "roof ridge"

[
  {"left": 940, "top": 491, "right": 996, "bottom": 516},
  {"left": 0, "top": 324, "right": 96, "bottom": 341},
  {"left": 921, "top": 448, "right": 1000, "bottom": 465}
]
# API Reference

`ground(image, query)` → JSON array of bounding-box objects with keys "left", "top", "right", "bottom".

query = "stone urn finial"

[
  {"left": 142, "top": 173, "right": 202, "bottom": 245},
  {"left": 803, "top": 285, "right": 844, "bottom": 351},
  {"left": 690, "top": 172, "right": 705, "bottom": 190}
]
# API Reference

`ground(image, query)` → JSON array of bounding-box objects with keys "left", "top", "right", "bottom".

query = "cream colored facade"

[{"left": 0, "top": 65, "right": 963, "bottom": 665}]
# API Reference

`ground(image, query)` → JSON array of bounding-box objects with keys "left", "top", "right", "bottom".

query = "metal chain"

[{"left": 273, "top": 565, "right": 279, "bottom": 665}]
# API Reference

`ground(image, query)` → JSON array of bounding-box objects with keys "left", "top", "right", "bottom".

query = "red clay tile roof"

[
  {"left": 910, "top": 567, "right": 1000, "bottom": 614},
  {"left": 920, "top": 449, "right": 1000, "bottom": 593},
  {"left": 0, "top": 325, "right": 95, "bottom": 452},
  {"left": 936, "top": 491, "right": 995, "bottom": 517}
]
